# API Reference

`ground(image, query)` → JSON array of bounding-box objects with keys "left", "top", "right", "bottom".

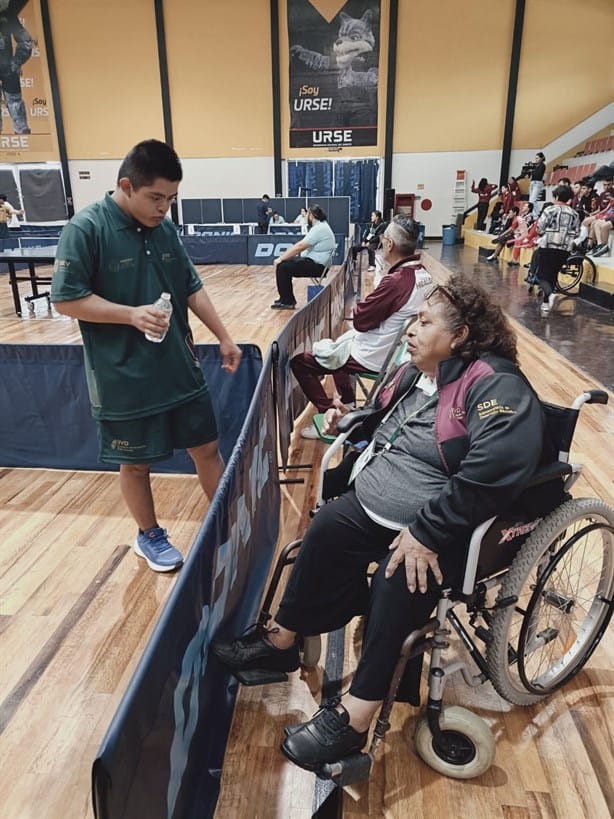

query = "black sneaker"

[
  {"left": 280, "top": 701, "right": 368, "bottom": 772},
  {"left": 211, "top": 624, "right": 299, "bottom": 673},
  {"left": 271, "top": 301, "right": 296, "bottom": 310}
]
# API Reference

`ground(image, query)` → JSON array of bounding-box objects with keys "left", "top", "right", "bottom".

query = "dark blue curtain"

[
  {"left": 334, "top": 159, "right": 379, "bottom": 223},
  {"left": 287, "top": 161, "right": 333, "bottom": 197}
]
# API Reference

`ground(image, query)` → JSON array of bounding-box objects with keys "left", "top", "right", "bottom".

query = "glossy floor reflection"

[{"left": 428, "top": 241, "right": 614, "bottom": 392}]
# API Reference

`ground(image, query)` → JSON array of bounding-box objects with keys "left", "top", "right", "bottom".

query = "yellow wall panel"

[
  {"left": 394, "top": 0, "right": 516, "bottom": 153},
  {"left": 513, "top": 0, "right": 614, "bottom": 148},
  {"left": 163, "top": 0, "right": 272, "bottom": 159},
  {"left": 48, "top": 0, "right": 163, "bottom": 159}
]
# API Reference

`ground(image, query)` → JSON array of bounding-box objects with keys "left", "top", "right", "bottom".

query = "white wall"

[
  {"left": 391, "top": 150, "right": 521, "bottom": 237},
  {"left": 67, "top": 156, "right": 275, "bottom": 214}
]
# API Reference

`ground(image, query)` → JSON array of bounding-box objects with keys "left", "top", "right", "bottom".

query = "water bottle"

[{"left": 145, "top": 292, "right": 173, "bottom": 343}]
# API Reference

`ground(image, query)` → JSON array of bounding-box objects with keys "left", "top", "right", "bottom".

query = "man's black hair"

[
  {"left": 308, "top": 204, "right": 327, "bottom": 221},
  {"left": 117, "top": 139, "right": 182, "bottom": 189},
  {"left": 553, "top": 184, "right": 573, "bottom": 202}
]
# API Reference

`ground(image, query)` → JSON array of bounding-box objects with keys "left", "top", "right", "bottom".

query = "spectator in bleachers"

[
  {"left": 597, "top": 174, "right": 613, "bottom": 208},
  {"left": 486, "top": 206, "right": 520, "bottom": 261},
  {"left": 508, "top": 202, "right": 536, "bottom": 265},
  {"left": 488, "top": 200, "right": 504, "bottom": 235},
  {"left": 500, "top": 183, "right": 519, "bottom": 220},
  {"left": 534, "top": 185, "right": 580, "bottom": 315},
  {"left": 471, "top": 177, "right": 497, "bottom": 230},
  {"left": 587, "top": 198, "right": 614, "bottom": 257},
  {"left": 570, "top": 180, "right": 582, "bottom": 211},
  {"left": 523, "top": 152, "right": 546, "bottom": 209},
  {"left": 558, "top": 177, "right": 571, "bottom": 188},
  {"left": 507, "top": 175, "right": 521, "bottom": 204},
  {"left": 270, "top": 211, "right": 285, "bottom": 225},
  {"left": 574, "top": 178, "right": 602, "bottom": 250}
]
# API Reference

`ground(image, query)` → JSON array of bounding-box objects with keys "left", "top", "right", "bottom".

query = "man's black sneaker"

[
  {"left": 211, "top": 624, "right": 300, "bottom": 673},
  {"left": 280, "top": 701, "right": 368, "bottom": 772},
  {"left": 271, "top": 302, "right": 296, "bottom": 310}
]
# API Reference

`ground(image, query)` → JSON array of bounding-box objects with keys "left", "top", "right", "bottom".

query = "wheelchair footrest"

[
  {"left": 318, "top": 752, "right": 372, "bottom": 785},
  {"left": 234, "top": 668, "right": 289, "bottom": 686}
]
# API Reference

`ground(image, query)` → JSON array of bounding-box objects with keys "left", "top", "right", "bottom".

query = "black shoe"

[
  {"left": 271, "top": 301, "right": 296, "bottom": 310},
  {"left": 280, "top": 702, "right": 368, "bottom": 773},
  {"left": 211, "top": 624, "right": 300, "bottom": 673}
]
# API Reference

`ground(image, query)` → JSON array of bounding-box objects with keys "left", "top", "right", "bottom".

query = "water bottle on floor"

[{"left": 145, "top": 292, "right": 173, "bottom": 343}]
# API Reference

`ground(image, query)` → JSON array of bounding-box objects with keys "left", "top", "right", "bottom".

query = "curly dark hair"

[{"left": 426, "top": 274, "right": 518, "bottom": 364}]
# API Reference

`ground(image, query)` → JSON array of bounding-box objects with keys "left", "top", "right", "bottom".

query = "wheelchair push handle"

[
  {"left": 336, "top": 407, "right": 377, "bottom": 434},
  {"left": 571, "top": 389, "right": 608, "bottom": 410}
]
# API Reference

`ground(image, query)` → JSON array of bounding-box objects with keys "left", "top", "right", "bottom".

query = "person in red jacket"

[{"left": 471, "top": 177, "right": 498, "bottom": 230}]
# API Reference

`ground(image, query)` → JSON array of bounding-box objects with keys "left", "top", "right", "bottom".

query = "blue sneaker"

[{"left": 133, "top": 526, "right": 183, "bottom": 572}]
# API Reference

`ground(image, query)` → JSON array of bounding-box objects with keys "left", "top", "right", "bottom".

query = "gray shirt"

[{"left": 355, "top": 387, "right": 447, "bottom": 528}]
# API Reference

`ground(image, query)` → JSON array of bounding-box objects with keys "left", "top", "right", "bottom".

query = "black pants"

[
  {"left": 256, "top": 223, "right": 269, "bottom": 234},
  {"left": 275, "top": 257, "right": 324, "bottom": 304},
  {"left": 275, "top": 490, "right": 461, "bottom": 702},
  {"left": 476, "top": 201, "right": 488, "bottom": 231},
  {"left": 351, "top": 243, "right": 375, "bottom": 266},
  {"left": 536, "top": 248, "right": 568, "bottom": 298}
]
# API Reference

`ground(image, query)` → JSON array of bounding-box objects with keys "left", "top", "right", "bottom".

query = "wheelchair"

[{"left": 240, "top": 387, "right": 614, "bottom": 785}]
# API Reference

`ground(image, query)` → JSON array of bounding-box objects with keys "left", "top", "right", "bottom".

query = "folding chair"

[
  {"left": 304, "top": 318, "right": 415, "bottom": 445},
  {"left": 307, "top": 248, "right": 336, "bottom": 301}
]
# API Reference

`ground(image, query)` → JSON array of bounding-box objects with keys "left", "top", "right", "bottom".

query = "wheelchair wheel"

[
  {"left": 414, "top": 706, "right": 495, "bottom": 779},
  {"left": 486, "top": 498, "right": 614, "bottom": 706},
  {"left": 299, "top": 635, "right": 321, "bottom": 668},
  {"left": 556, "top": 254, "right": 596, "bottom": 294}
]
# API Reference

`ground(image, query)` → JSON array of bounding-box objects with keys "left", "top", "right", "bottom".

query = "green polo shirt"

[{"left": 51, "top": 194, "right": 206, "bottom": 420}]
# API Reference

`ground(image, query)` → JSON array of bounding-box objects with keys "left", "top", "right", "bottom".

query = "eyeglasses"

[{"left": 425, "top": 283, "right": 460, "bottom": 308}]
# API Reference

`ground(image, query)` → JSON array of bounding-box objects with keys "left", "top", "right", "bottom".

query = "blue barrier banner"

[
  {"left": 180, "top": 235, "right": 248, "bottom": 265},
  {"left": 92, "top": 349, "right": 280, "bottom": 819},
  {"left": 247, "top": 233, "right": 346, "bottom": 266},
  {"left": 273, "top": 263, "right": 353, "bottom": 468},
  {"left": 0, "top": 344, "right": 261, "bottom": 471}
]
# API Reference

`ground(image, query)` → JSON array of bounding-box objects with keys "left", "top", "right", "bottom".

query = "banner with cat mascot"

[{"left": 288, "top": 0, "right": 380, "bottom": 148}]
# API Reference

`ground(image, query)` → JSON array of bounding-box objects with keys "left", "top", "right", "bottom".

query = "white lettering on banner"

[
  {"left": 0, "top": 135, "right": 29, "bottom": 148},
  {"left": 312, "top": 129, "right": 352, "bottom": 145},
  {"left": 254, "top": 242, "right": 293, "bottom": 258},
  {"left": 293, "top": 98, "right": 333, "bottom": 111},
  {"left": 19, "top": 77, "right": 34, "bottom": 88}
]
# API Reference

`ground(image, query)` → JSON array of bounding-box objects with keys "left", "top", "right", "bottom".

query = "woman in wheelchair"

[{"left": 213, "top": 275, "right": 548, "bottom": 773}]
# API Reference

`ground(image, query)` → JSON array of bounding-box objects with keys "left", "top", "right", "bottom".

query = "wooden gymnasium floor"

[{"left": 0, "top": 246, "right": 612, "bottom": 819}]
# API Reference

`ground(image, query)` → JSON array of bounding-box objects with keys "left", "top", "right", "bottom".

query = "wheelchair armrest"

[
  {"left": 336, "top": 407, "right": 377, "bottom": 435},
  {"left": 524, "top": 461, "right": 573, "bottom": 488}
]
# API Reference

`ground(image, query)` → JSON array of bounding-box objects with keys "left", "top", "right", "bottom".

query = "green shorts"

[{"left": 97, "top": 391, "right": 218, "bottom": 464}]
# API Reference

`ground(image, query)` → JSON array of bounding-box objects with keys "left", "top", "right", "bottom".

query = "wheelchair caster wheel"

[
  {"left": 414, "top": 705, "right": 495, "bottom": 779},
  {"left": 299, "top": 635, "right": 321, "bottom": 668}
]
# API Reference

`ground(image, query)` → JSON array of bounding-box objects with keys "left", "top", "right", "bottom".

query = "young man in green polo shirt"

[{"left": 51, "top": 139, "right": 242, "bottom": 573}]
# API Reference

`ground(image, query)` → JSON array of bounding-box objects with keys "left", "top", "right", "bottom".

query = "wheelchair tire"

[
  {"left": 556, "top": 254, "right": 596, "bottom": 295},
  {"left": 414, "top": 706, "right": 495, "bottom": 779},
  {"left": 299, "top": 635, "right": 321, "bottom": 668},
  {"left": 486, "top": 498, "right": 614, "bottom": 706}
]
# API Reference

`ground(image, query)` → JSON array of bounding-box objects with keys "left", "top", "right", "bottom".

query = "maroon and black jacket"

[{"left": 361, "top": 354, "right": 545, "bottom": 554}]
